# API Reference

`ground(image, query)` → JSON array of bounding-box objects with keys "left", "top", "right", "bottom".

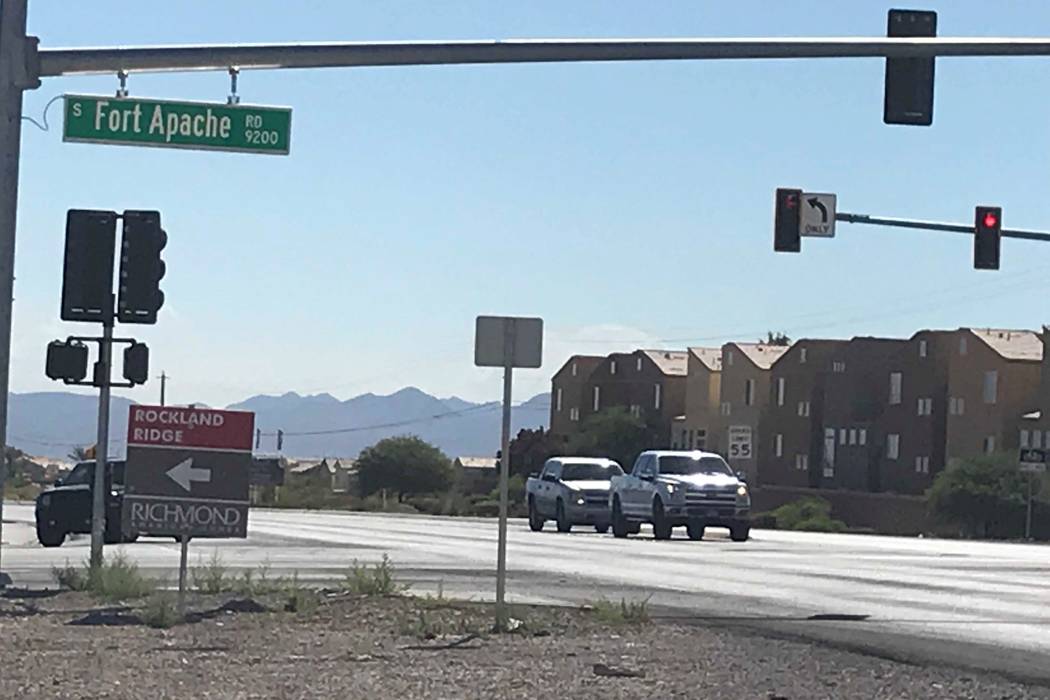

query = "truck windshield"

[
  {"left": 63, "top": 462, "right": 93, "bottom": 485},
  {"left": 561, "top": 462, "right": 624, "bottom": 480},
  {"left": 658, "top": 456, "right": 733, "bottom": 476}
]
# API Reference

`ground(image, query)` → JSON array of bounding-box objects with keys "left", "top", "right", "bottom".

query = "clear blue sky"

[{"left": 13, "top": 1, "right": 1050, "bottom": 407}]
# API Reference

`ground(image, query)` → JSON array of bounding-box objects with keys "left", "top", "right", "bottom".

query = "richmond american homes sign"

[{"left": 122, "top": 405, "right": 255, "bottom": 538}]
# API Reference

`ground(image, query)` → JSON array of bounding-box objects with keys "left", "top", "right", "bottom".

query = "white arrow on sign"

[{"left": 165, "top": 457, "right": 212, "bottom": 492}]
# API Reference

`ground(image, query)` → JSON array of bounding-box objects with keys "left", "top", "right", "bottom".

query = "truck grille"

[
  {"left": 582, "top": 490, "right": 608, "bottom": 506},
  {"left": 684, "top": 488, "right": 737, "bottom": 517}
]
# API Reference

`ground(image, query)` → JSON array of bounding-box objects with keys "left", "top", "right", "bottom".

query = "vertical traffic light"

[
  {"left": 974, "top": 206, "right": 1002, "bottom": 270},
  {"left": 61, "top": 209, "right": 117, "bottom": 322},
  {"left": 883, "top": 9, "right": 937, "bottom": 126},
  {"left": 45, "top": 340, "right": 89, "bottom": 383},
  {"left": 118, "top": 210, "right": 167, "bottom": 324},
  {"left": 774, "top": 188, "right": 802, "bottom": 252}
]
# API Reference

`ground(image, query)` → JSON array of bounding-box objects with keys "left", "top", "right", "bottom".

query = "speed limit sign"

[{"left": 728, "top": 425, "right": 753, "bottom": 460}]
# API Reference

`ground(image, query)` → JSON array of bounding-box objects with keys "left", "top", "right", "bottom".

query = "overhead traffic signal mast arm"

[{"left": 834, "top": 211, "right": 1050, "bottom": 242}]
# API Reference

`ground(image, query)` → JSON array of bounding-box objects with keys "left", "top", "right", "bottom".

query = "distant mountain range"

[{"left": 8, "top": 388, "right": 551, "bottom": 460}]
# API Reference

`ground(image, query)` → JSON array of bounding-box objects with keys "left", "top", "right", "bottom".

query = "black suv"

[{"left": 34, "top": 460, "right": 138, "bottom": 547}]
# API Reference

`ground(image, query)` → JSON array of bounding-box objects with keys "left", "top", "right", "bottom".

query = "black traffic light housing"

[
  {"left": 61, "top": 209, "right": 117, "bottom": 322},
  {"left": 45, "top": 340, "right": 89, "bottom": 383},
  {"left": 118, "top": 210, "right": 167, "bottom": 325},
  {"left": 974, "top": 205, "right": 1002, "bottom": 270},
  {"left": 884, "top": 9, "right": 937, "bottom": 126},
  {"left": 774, "top": 188, "right": 802, "bottom": 252},
  {"left": 122, "top": 342, "right": 149, "bottom": 385}
]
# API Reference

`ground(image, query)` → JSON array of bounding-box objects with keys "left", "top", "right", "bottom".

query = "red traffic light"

[{"left": 983, "top": 212, "right": 998, "bottom": 228}]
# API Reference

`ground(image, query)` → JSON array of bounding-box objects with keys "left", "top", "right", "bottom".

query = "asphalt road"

[{"left": 3, "top": 502, "right": 1050, "bottom": 683}]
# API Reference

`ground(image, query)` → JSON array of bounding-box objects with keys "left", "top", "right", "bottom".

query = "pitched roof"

[
  {"left": 641, "top": 350, "right": 689, "bottom": 376},
  {"left": 968, "top": 328, "right": 1043, "bottom": 361},
  {"left": 456, "top": 456, "right": 497, "bottom": 470},
  {"left": 731, "top": 343, "right": 791, "bottom": 370},
  {"left": 688, "top": 347, "right": 722, "bottom": 372},
  {"left": 554, "top": 355, "right": 604, "bottom": 379}
]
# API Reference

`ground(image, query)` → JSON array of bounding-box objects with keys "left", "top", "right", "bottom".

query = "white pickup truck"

[
  {"left": 608, "top": 450, "right": 751, "bottom": 541},
  {"left": 525, "top": 457, "right": 623, "bottom": 533}
]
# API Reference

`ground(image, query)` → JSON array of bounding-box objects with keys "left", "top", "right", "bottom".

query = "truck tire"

[
  {"left": 652, "top": 499, "right": 673, "bottom": 540},
  {"left": 730, "top": 525, "right": 750, "bottom": 542},
  {"left": 611, "top": 498, "right": 630, "bottom": 539},
  {"left": 528, "top": 498, "right": 544, "bottom": 532},
  {"left": 687, "top": 523, "right": 705, "bottom": 541},
  {"left": 594, "top": 524, "right": 609, "bottom": 534},
  {"left": 555, "top": 500, "right": 572, "bottom": 533},
  {"left": 36, "top": 525, "right": 65, "bottom": 548}
]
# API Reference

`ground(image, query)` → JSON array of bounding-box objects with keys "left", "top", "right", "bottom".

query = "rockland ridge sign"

[{"left": 123, "top": 405, "right": 255, "bottom": 538}]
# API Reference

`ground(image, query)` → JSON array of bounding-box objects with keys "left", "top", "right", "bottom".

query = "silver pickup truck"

[
  {"left": 608, "top": 450, "right": 750, "bottom": 541},
  {"left": 525, "top": 457, "right": 623, "bottom": 533}
]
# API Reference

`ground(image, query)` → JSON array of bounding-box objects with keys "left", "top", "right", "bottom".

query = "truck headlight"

[
  {"left": 665, "top": 484, "right": 676, "bottom": 495},
  {"left": 576, "top": 497, "right": 585, "bottom": 506},
  {"left": 737, "top": 485, "right": 748, "bottom": 497},
  {"left": 39, "top": 494, "right": 50, "bottom": 508}
]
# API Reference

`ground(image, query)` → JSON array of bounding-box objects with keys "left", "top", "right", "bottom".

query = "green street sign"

[{"left": 63, "top": 94, "right": 292, "bottom": 155}]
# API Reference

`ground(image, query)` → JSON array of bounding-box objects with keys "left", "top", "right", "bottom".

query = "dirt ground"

[{"left": 1, "top": 590, "right": 1048, "bottom": 700}]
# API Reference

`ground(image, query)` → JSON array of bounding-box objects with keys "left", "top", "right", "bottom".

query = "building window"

[
  {"left": 744, "top": 379, "right": 755, "bottom": 406},
  {"left": 917, "top": 397, "right": 932, "bottom": 416},
  {"left": 636, "top": 357, "right": 643, "bottom": 372},
  {"left": 1021, "top": 430, "right": 1030, "bottom": 448},
  {"left": 795, "top": 454, "right": 808, "bottom": 471},
  {"left": 800, "top": 348, "right": 808, "bottom": 364},
  {"left": 592, "top": 387, "right": 600, "bottom": 412},
  {"left": 556, "top": 388, "right": 563, "bottom": 412},
  {"left": 983, "top": 370, "right": 998, "bottom": 404},
  {"left": 984, "top": 436, "right": 996, "bottom": 454},
  {"left": 569, "top": 407, "right": 579, "bottom": 422},
  {"left": 727, "top": 350, "right": 734, "bottom": 366},
  {"left": 775, "top": 434, "right": 783, "bottom": 458},
  {"left": 823, "top": 462, "right": 834, "bottom": 478},
  {"left": 919, "top": 340, "right": 927, "bottom": 358},
  {"left": 679, "top": 429, "right": 688, "bottom": 448},
  {"left": 839, "top": 428, "right": 847, "bottom": 445},
  {"left": 887, "top": 434, "right": 900, "bottom": 460},
  {"left": 889, "top": 372, "right": 902, "bottom": 405},
  {"left": 833, "top": 361, "right": 846, "bottom": 373},
  {"left": 1035, "top": 431, "right": 1043, "bottom": 449},
  {"left": 914, "top": 456, "right": 929, "bottom": 474},
  {"left": 960, "top": 336, "right": 968, "bottom": 355},
  {"left": 629, "top": 404, "right": 641, "bottom": 418},
  {"left": 849, "top": 429, "right": 857, "bottom": 445},
  {"left": 797, "top": 401, "right": 810, "bottom": 417},
  {"left": 654, "top": 383, "right": 662, "bottom": 410},
  {"left": 694, "top": 430, "right": 707, "bottom": 449},
  {"left": 721, "top": 402, "right": 731, "bottom": 416},
  {"left": 776, "top": 377, "right": 785, "bottom": 407},
  {"left": 949, "top": 397, "right": 964, "bottom": 415},
  {"left": 859, "top": 429, "right": 867, "bottom": 446},
  {"left": 610, "top": 360, "right": 617, "bottom": 375},
  {"left": 571, "top": 362, "right": 578, "bottom": 377}
]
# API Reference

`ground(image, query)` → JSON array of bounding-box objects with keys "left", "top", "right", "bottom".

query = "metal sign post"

[
  {"left": 475, "top": 315, "right": 542, "bottom": 630},
  {"left": 89, "top": 297, "right": 114, "bottom": 569},
  {"left": 1018, "top": 448, "right": 1046, "bottom": 540}
]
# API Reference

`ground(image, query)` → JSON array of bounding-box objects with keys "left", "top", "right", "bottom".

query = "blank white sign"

[{"left": 474, "top": 316, "right": 543, "bottom": 368}]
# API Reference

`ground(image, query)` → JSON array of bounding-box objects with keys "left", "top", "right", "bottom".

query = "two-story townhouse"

[
  {"left": 670, "top": 347, "right": 722, "bottom": 452},
  {"left": 760, "top": 339, "right": 846, "bottom": 488},
  {"left": 584, "top": 349, "right": 688, "bottom": 447},
  {"left": 1017, "top": 327, "right": 1050, "bottom": 453},
  {"left": 945, "top": 328, "right": 1042, "bottom": 464},
  {"left": 717, "top": 342, "right": 789, "bottom": 476},
  {"left": 549, "top": 355, "right": 603, "bottom": 441},
  {"left": 821, "top": 337, "right": 908, "bottom": 491}
]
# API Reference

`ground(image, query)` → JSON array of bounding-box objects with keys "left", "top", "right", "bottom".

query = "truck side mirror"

[
  {"left": 736, "top": 471, "right": 748, "bottom": 482},
  {"left": 54, "top": 478, "right": 63, "bottom": 487},
  {"left": 639, "top": 472, "right": 654, "bottom": 482}
]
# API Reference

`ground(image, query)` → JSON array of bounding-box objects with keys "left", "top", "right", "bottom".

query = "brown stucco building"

[
  {"left": 671, "top": 347, "right": 722, "bottom": 452},
  {"left": 717, "top": 342, "right": 789, "bottom": 474},
  {"left": 549, "top": 355, "right": 603, "bottom": 440}
]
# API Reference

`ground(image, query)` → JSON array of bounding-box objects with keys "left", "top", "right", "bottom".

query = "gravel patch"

[{"left": 0, "top": 592, "right": 1047, "bottom": 699}]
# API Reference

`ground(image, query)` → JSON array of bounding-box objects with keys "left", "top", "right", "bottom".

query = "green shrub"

[
  {"left": 52, "top": 552, "right": 155, "bottom": 601},
  {"left": 52, "top": 561, "right": 88, "bottom": 591},
  {"left": 343, "top": 554, "right": 408, "bottom": 596},
  {"left": 191, "top": 550, "right": 234, "bottom": 594},
  {"left": 141, "top": 593, "right": 180, "bottom": 628},
  {"left": 765, "top": 496, "right": 847, "bottom": 532},
  {"left": 588, "top": 597, "right": 650, "bottom": 625},
  {"left": 282, "top": 573, "right": 319, "bottom": 614}
]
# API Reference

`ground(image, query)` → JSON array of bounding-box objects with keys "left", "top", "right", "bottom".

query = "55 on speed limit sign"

[{"left": 728, "top": 425, "right": 753, "bottom": 460}]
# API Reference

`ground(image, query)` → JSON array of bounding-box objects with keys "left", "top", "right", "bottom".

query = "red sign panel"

[{"left": 127, "top": 405, "right": 254, "bottom": 452}]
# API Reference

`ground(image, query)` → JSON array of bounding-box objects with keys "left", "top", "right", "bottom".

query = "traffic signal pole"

[
  {"left": 89, "top": 297, "right": 114, "bottom": 569},
  {"left": 0, "top": 0, "right": 31, "bottom": 587}
]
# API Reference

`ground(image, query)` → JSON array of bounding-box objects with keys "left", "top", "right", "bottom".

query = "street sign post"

[
  {"left": 474, "top": 315, "right": 543, "bottom": 630},
  {"left": 63, "top": 95, "right": 292, "bottom": 155},
  {"left": 1018, "top": 448, "right": 1046, "bottom": 540},
  {"left": 801, "top": 192, "right": 837, "bottom": 237},
  {"left": 123, "top": 404, "right": 254, "bottom": 610}
]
